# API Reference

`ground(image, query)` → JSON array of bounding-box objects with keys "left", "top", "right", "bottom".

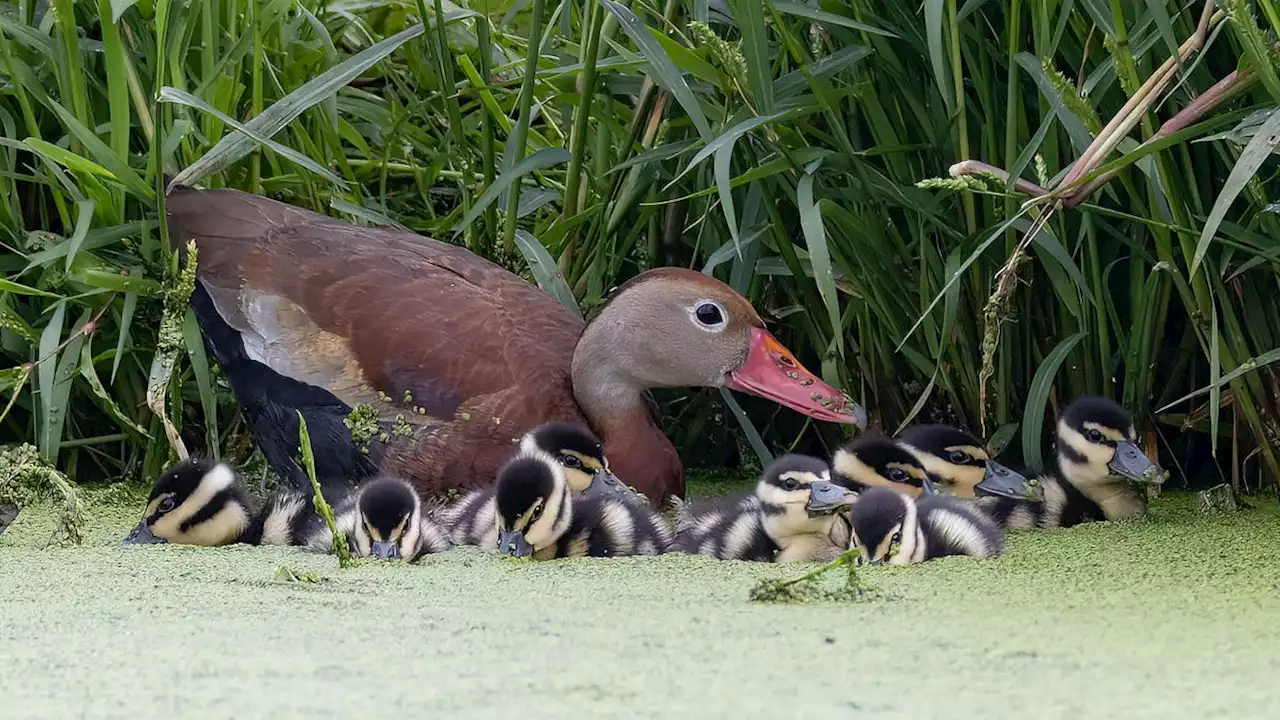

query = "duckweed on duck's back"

[{"left": 4, "top": 490, "right": 1280, "bottom": 718}]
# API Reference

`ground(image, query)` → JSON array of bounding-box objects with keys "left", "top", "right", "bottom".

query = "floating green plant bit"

[
  {"left": 296, "top": 413, "right": 353, "bottom": 568},
  {"left": 343, "top": 404, "right": 380, "bottom": 452},
  {"left": 273, "top": 564, "right": 325, "bottom": 583},
  {"left": 0, "top": 443, "right": 84, "bottom": 546},
  {"left": 748, "top": 549, "right": 880, "bottom": 604}
]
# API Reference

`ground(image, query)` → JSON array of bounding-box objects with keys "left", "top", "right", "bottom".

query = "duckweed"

[{"left": 3, "top": 487, "right": 1280, "bottom": 717}]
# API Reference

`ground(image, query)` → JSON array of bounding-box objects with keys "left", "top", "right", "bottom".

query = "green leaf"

[
  {"left": 771, "top": 2, "right": 900, "bottom": 38},
  {"left": 1158, "top": 346, "right": 1280, "bottom": 413},
  {"left": 109, "top": 0, "right": 141, "bottom": 22},
  {"left": 22, "top": 139, "right": 118, "bottom": 181},
  {"left": 600, "top": 0, "right": 713, "bottom": 141},
  {"left": 798, "top": 170, "right": 843, "bottom": 357},
  {"left": 184, "top": 308, "right": 218, "bottom": 456},
  {"left": 1190, "top": 109, "right": 1280, "bottom": 277},
  {"left": 170, "top": 23, "right": 426, "bottom": 189},
  {"left": 924, "top": 0, "right": 950, "bottom": 112},
  {"left": 159, "top": 87, "right": 349, "bottom": 190},
  {"left": 713, "top": 144, "right": 739, "bottom": 250},
  {"left": 719, "top": 387, "right": 774, "bottom": 466},
  {"left": 453, "top": 147, "right": 570, "bottom": 232},
  {"left": 40, "top": 98, "right": 154, "bottom": 202},
  {"left": 78, "top": 340, "right": 150, "bottom": 437},
  {"left": 664, "top": 110, "right": 792, "bottom": 190},
  {"left": 730, "top": 0, "right": 773, "bottom": 113},
  {"left": 0, "top": 278, "right": 61, "bottom": 298},
  {"left": 64, "top": 199, "right": 95, "bottom": 273},
  {"left": 1020, "top": 332, "right": 1088, "bottom": 472},
  {"left": 514, "top": 229, "right": 581, "bottom": 317}
]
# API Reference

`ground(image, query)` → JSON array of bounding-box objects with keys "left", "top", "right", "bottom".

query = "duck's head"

[
  {"left": 831, "top": 436, "right": 933, "bottom": 498},
  {"left": 519, "top": 421, "right": 636, "bottom": 501},
  {"left": 494, "top": 451, "right": 573, "bottom": 558},
  {"left": 1057, "top": 396, "right": 1164, "bottom": 487},
  {"left": 755, "top": 454, "right": 856, "bottom": 540},
  {"left": 846, "top": 486, "right": 920, "bottom": 566},
  {"left": 573, "top": 268, "right": 866, "bottom": 426},
  {"left": 897, "top": 424, "right": 1040, "bottom": 501},
  {"left": 350, "top": 476, "right": 426, "bottom": 561},
  {"left": 122, "top": 457, "right": 251, "bottom": 546}
]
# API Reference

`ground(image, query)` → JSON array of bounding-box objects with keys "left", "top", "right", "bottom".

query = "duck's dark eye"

[
  {"left": 693, "top": 301, "right": 725, "bottom": 328},
  {"left": 158, "top": 498, "right": 176, "bottom": 514},
  {"left": 1085, "top": 429, "right": 1104, "bottom": 443},
  {"left": 559, "top": 454, "right": 583, "bottom": 470},
  {"left": 782, "top": 478, "right": 800, "bottom": 491},
  {"left": 948, "top": 451, "right": 970, "bottom": 464}
]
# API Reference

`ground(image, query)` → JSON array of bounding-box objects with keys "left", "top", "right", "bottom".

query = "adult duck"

[{"left": 164, "top": 185, "right": 865, "bottom": 506}]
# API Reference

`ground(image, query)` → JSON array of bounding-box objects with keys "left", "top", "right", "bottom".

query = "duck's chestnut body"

[{"left": 165, "top": 186, "right": 864, "bottom": 506}]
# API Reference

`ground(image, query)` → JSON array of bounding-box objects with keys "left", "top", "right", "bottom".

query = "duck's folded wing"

[{"left": 165, "top": 187, "right": 584, "bottom": 421}]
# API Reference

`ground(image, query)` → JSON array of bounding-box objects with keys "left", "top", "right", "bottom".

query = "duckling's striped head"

[
  {"left": 352, "top": 476, "right": 424, "bottom": 561},
  {"left": 755, "top": 454, "right": 854, "bottom": 543},
  {"left": 519, "top": 421, "right": 612, "bottom": 494},
  {"left": 897, "top": 425, "right": 1038, "bottom": 501},
  {"left": 1056, "top": 396, "right": 1162, "bottom": 488},
  {"left": 123, "top": 457, "right": 251, "bottom": 547},
  {"left": 831, "top": 436, "right": 932, "bottom": 498},
  {"left": 494, "top": 450, "right": 573, "bottom": 557},
  {"left": 847, "top": 487, "right": 919, "bottom": 566}
]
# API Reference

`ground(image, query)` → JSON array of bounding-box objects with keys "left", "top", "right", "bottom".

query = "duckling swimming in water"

[
  {"left": 974, "top": 396, "right": 1164, "bottom": 530},
  {"left": 442, "top": 420, "right": 636, "bottom": 547},
  {"left": 122, "top": 456, "right": 315, "bottom": 547},
  {"left": 896, "top": 424, "right": 1040, "bottom": 500},
  {"left": 493, "top": 449, "right": 673, "bottom": 559},
  {"left": 307, "top": 475, "right": 451, "bottom": 561},
  {"left": 847, "top": 486, "right": 1004, "bottom": 565},
  {"left": 673, "top": 454, "right": 855, "bottom": 563}
]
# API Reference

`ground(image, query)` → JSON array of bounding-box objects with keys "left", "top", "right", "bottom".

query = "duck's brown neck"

[{"left": 571, "top": 347, "right": 684, "bottom": 506}]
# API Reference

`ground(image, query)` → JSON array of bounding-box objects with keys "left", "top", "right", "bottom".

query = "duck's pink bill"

[{"left": 725, "top": 327, "right": 867, "bottom": 427}]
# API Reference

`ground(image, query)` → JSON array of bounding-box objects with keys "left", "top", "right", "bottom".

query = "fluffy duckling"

[
  {"left": 121, "top": 456, "right": 312, "bottom": 547},
  {"left": 896, "top": 424, "right": 1040, "bottom": 500},
  {"left": 673, "top": 454, "right": 855, "bottom": 563},
  {"left": 974, "top": 396, "right": 1164, "bottom": 531},
  {"left": 831, "top": 435, "right": 934, "bottom": 498},
  {"left": 847, "top": 486, "right": 1004, "bottom": 565},
  {"left": 443, "top": 420, "right": 635, "bottom": 546},
  {"left": 519, "top": 421, "right": 643, "bottom": 504},
  {"left": 493, "top": 450, "right": 673, "bottom": 559},
  {"left": 308, "top": 476, "right": 451, "bottom": 561}
]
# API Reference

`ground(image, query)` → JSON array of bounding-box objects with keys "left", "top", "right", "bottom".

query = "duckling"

[
  {"left": 847, "top": 486, "right": 1004, "bottom": 565},
  {"left": 494, "top": 449, "right": 673, "bottom": 559},
  {"left": 831, "top": 435, "right": 934, "bottom": 498},
  {"left": 673, "top": 454, "right": 855, "bottom": 563},
  {"left": 519, "top": 421, "right": 643, "bottom": 504},
  {"left": 122, "top": 456, "right": 317, "bottom": 547},
  {"left": 442, "top": 420, "right": 635, "bottom": 546},
  {"left": 306, "top": 475, "right": 451, "bottom": 561},
  {"left": 896, "top": 424, "right": 1041, "bottom": 500},
  {"left": 973, "top": 396, "right": 1164, "bottom": 530}
]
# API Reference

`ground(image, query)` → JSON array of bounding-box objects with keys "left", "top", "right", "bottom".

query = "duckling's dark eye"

[
  {"left": 887, "top": 469, "right": 908, "bottom": 483},
  {"left": 948, "top": 451, "right": 971, "bottom": 464},
  {"left": 1085, "top": 429, "right": 1104, "bottom": 443},
  {"left": 530, "top": 502, "right": 544, "bottom": 522},
  {"left": 693, "top": 301, "right": 726, "bottom": 329},
  {"left": 782, "top": 478, "right": 800, "bottom": 491},
  {"left": 559, "top": 454, "right": 583, "bottom": 470},
  {"left": 891, "top": 531, "right": 902, "bottom": 544},
  {"left": 157, "top": 498, "right": 176, "bottom": 514}
]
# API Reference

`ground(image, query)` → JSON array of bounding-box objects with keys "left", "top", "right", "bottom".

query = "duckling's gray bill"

[
  {"left": 122, "top": 520, "right": 166, "bottom": 545},
  {"left": 1109, "top": 442, "right": 1161, "bottom": 483},
  {"left": 498, "top": 529, "right": 534, "bottom": 558},
  {"left": 974, "top": 461, "right": 1042, "bottom": 501}
]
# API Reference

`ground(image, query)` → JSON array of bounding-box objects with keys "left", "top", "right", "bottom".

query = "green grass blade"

[
  {"left": 730, "top": 0, "right": 773, "bottom": 113},
  {"left": 171, "top": 23, "right": 426, "bottom": 189},
  {"left": 719, "top": 387, "right": 775, "bottom": 466},
  {"left": 798, "top": 173, "right": 843, "bottom": 356},
  {"left": 514, "top": 229, "right": 581, "bottom": 316},
  {"left": 771, "top": 2, "right": 900, "bottom": 37},
  {"left": 64, "top": 199, "right": 95, "bottom": 272},
  {"left": 1190, "top": 109, "right": 1280, "bottom": 277},
  {"left": 600, "top": 0, "right": 712, "bottom": 141},
  {"left": 454, "top": 147, "right": 570, "bottom": 232},
  {"left": 1021, "top": 331, "right": 1088, "bottom": 472}
]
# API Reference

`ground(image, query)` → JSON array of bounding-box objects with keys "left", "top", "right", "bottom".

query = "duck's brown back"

[{"left": 166, "top": 186, "right": 590, "bottom": 495}]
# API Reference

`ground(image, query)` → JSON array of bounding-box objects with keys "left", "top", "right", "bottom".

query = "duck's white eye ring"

[{"left": 690, "top": 300, "right": 728, "bottom": 332}]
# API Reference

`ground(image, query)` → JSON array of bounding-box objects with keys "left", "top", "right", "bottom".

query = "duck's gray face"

[{"left": 122, "top": 462, "right": 250, "bottom": 547}]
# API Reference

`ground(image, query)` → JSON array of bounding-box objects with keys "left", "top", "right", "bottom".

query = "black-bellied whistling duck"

[{"left": 163, "top": 186, "right": 866, "bottom": 507}]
